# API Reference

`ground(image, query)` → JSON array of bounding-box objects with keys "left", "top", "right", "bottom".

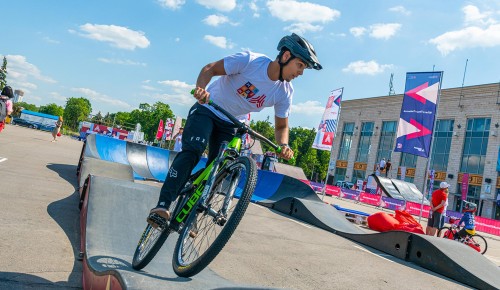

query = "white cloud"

[
  {"left": 342, "top": 60, "right": 393, "bottom": 75},
  {"left": 284, "top": 23, "right": 323, "bottom": 34},
  {"left": 204, "top": 35, "right": 234, "bottom": 49},
  {"left": 71, "top": 87, "right": 132, "bottom": 109},
  {"left": 3, "top": 54, "right": 56, "bottom": 92},
  {"left": 42, "top": 36, "right": 60, "bottom": 44},
  {"left": 142, "top": 85, "right": 160, "bottom": 91},
  {"left": 249, "top": 0, "right": 260, "bottom": 18},
  {"left": 77, "top": 23, "right": 150, "bottom": 50},
  {"left": 350, "top": 27, "right": 366, "bottom": 37},
  {"left": 98, "top": 58, "right": 147, "bottom": 66},
  {"left": 157, "top": 0, "right": 185, "bottom": 10},
  {"left": 155, "top": 93, "right": 194, "bottom": 106},
  {"left": 267, "top": 0, "right": 339, "bottom": 23},
  {"left": 291, "top": 100, "right": 325, "bottom": 116},
  {"left": 389, "top": 6, "right": 411, "bottom": 16},
  {"left": 158, "top": 79, "right": 194, "bottom": 93},
  {"left": 463, "top": 5, "right": 496, "bottom": 26},
  {"left": 429, "top": 24, "right": 500, "bottom": 55},
  {"left": 203, "top": 14, "right": 230, "bottom": 26},
  {"left": 369, "top": 23, "right": 401, "bottom": 40},
  {"left": 197, "top": 0, "right": 236, "bottom": 12}
]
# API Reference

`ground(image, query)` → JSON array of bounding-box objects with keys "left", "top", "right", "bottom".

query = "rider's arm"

[
  {"left": 433, "top": 200, "right": 446, "bottom": 211},
  {"left": 194, "top": 59, "right": 226, "bottom": 104},
  {"left": 275, "top": 116, "right": 294, "bottom": 160}
]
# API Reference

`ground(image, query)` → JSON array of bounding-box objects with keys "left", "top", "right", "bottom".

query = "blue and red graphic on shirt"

[{"left": 237, "top": 82, "right": 266, "bottom": 108}]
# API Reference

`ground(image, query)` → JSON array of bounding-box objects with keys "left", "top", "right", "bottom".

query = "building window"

[
  {"left": 376, "top": 121, "right": 397, "bottom": 163},
  {"left": 355, "top": 122, "right": 374, "bottom": 163},
  {"left": 335, "top": 167, "right": 347, "bottom": 182},
  {"left": 430, "top": 119, "right": 454, "bottom": 172},
  {"left": 398, "top": 153, "right": 417, "bottom": 182},
  {"left": 455, "top": 184, "right": 481, "bottom": 211},
  {"left": 352, "top": 169, "right": 366, "bottom": 184},
  {"left": 337, "top": 123, "right": 355, "bottom": 161},
  {"left": 460, "top": 118, "right": 490, "bottom": 174}
]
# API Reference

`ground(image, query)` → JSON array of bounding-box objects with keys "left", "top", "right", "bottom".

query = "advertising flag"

[
  {"left": 164, "top": 118, "right": 175, "bottom": 140},
  {"left": 155, "top": 119, "right": 164, "bottom": 140},
  {"left": 312, "top": 88, "right": 343, "bottom": 151},
  {"left": 394, "top": 72, "right": 443, "bottom": 158}
]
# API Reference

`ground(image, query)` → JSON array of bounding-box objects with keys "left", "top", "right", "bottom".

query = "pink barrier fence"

[{"left": 318, "top": 184, "right": 500, "bottom": 236}]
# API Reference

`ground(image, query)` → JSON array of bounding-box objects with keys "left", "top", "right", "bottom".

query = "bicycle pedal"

[{"left": 147, "top": 213, "right": 168, "bottom": 229}]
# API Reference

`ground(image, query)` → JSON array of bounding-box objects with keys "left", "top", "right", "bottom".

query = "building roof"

[{"left": 21, "top": 110, "right": 59, "bottom": 120}]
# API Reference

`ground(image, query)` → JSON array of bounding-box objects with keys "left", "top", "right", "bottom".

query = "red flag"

[{"left": 156, "top": 119, "right": 164, "bottom": 140}]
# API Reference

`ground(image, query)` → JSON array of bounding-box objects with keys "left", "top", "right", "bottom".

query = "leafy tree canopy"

[{"left": 39, "top": 103, "right": 64, "bottom": 117}]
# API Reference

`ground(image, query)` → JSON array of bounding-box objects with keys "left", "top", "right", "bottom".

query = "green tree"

[
  {"left": 64, "top": 97, "right": 92, "bottom": 130},
  {"left": 39, "top": 103, "right": 64, "bottom": 117},
  {"left": 14, "top": 101, "right": 38, "bottom": 114},
  {"left": 128, "top": 102, "right": 174, "bottom": 140},
  {"left": 0, "top": 56, "right": 7, "bottom": 90},
  {"left": 250, "top": 117, "right": 275, "bottom": 152}
]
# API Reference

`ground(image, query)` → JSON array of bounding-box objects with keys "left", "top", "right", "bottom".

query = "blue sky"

[{"left": 2, "top": 1, "right": 500, "bottom": 129}]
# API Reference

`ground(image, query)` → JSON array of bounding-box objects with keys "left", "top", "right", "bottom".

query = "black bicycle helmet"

[
  {"left": 276, "top": 33, "right": 322, "bottom": 81},
  {"left": 1, "top": 86, "right": 14, "bottom": 99}
]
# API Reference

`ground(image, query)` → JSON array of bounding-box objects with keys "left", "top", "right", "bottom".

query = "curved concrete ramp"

[
  {"left": 81, "top": 134, "right": 207, "bottom": 181},
  {"left": 80, "top": 175, "right": 270, "bottom": 290},
  {"left": 272, "top": 195, "right": 500, "bottom": 289},
  {"left": 251, "top": 170, "right": 317, "bottom": 204}
]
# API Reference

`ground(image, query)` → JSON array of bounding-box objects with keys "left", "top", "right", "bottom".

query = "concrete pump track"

[{"left": 78, "top": 134, "right": 500, "bottom": 289}]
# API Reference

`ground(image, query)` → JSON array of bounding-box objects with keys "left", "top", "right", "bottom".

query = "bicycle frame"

[{"left": 169, "top": 130, "right": 244, "bottom": 231}]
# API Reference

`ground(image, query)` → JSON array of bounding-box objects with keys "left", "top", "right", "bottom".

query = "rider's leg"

[{"left": 149, "top": 104, "right": 215, "bottom": 222}]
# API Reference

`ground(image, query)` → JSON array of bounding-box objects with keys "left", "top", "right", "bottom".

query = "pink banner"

[
  {"left": 359, "top": 192, "right": 382, "bottom": 206},
  {"left": 325, "top": 185, "right": 341, "bottom": 196},
  {"left": 475, "top": 216, "right": 500, "bottom": 236},
  {"left": 156, "top": 119, "right": 164, "bottom": 140},
  {"left": 405, "top": 201, "right": 431, "bottom": 217},
  {"left": 461, "top": 173, "right": 469, "bottom": 201}
]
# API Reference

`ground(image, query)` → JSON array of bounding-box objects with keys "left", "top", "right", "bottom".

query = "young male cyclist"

[
  {"left": 455, "top": 202, "right": 477, "bottom": 240},
  {"left": 148, "top": 33, "right": 322, "bottom": 226}
]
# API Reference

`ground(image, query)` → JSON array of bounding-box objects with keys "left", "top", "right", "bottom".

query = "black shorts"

[{"left": 427, "top": 211, "right": 443, "bottom": 228}]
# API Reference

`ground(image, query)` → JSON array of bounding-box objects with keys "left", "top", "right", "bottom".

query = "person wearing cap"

[
  {"left": 426, "top": 181, "right": 450, "bottom": 236},
  {"left": 147, "top": 33, "right": 323, "bottom": 227}
]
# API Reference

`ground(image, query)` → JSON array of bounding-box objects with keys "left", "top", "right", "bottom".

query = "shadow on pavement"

[{"left": 0, "top": 272, "right": 80, "bottom": 289}]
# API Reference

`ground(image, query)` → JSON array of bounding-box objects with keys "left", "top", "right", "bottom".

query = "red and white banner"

[
  {"left": 155, "top": 119, "right": 164, "bottom": 140},
  {"left": 164, "top": 118, "right": 175, "bottom": 140},
  {"left": 359, "top": 192, "right": 382, "bottom": 206},
  {"left": 312, "top": 88, "right": 343, "bottom": 151}
]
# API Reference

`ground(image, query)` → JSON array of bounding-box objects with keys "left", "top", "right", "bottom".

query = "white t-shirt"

[
  {"left": 204, "top": 51, "right": 293, "bottom": 122},
  {"left": 174, "top": 134, "right": 182, "bottom": 151}
]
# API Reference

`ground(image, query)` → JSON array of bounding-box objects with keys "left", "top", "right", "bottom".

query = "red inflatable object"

[{"left": 367, "top": 210, "right": 424, "bottom": 234}]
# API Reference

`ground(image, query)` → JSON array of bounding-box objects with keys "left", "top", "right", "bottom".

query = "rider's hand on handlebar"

[
  {"left": 193, "top": 87, "right": 210, "bottom": 104},
  {"left": 278, "top": 145, "right": 294, "bottom": 161}
]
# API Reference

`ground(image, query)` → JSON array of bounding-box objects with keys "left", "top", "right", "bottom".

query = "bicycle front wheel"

[
  {"left": 132, "top": 199, "right": 180, "bottom": 270},
  {"left": 172, "top": 156, "right": 257, "bottom": 277},
  {"left": 470, "top": 234, "right": 488, "bottom": 255}
]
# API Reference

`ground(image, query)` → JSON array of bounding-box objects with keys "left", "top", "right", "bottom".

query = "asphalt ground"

[{"left": 1, "top": 124, "right": 498, "bottom": 289}]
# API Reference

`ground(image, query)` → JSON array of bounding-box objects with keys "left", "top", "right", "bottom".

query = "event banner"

[
  {"left": 155, "top": 119, "right": 164, "bottom": 140},
  {"left": 312, "top": 88, "right": 343, "bottom": 151},
  {"left": 163, "top": 118, "right": 174, "bottom": 140},
  {"left": 394, "top": 72, "right": 443, "bottom": 158}
]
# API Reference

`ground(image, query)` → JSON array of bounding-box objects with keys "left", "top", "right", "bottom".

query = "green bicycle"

[{"left": 132, "top": 100, "right": 287, "bottom": 277}]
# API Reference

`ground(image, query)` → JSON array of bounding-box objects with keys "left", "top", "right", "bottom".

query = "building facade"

[{"left": 329, "top": 83, "right": 500, "bottom": 220}]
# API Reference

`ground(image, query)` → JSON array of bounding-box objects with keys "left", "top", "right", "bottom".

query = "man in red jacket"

[{"left": 426, "top": 181, "right": 449, "bottom": 236}]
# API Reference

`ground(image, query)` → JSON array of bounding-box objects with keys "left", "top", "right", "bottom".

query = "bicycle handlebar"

[{"left": 189, "top": 89, "right": 285, "bottom": 155}]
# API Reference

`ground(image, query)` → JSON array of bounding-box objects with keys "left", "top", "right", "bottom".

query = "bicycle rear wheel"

[
  {"left": 437, "top": 227, "right": 454, "bottom": 239},
  {"left": 172, "top": 156, "right": 257, "bottom": 277},
  {"left": 470, "top": 234, "right": 487, "bottom": 255}
]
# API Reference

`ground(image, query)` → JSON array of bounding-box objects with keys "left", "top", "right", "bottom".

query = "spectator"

[
  {"left": 173, "top": 127, "right": 183, "bottom": 152},
  {"left": 426, "top": 181, "right": 449, "bottom": 236},
  {"left": 385, "top": 159, "right": 392, "bottom": 177},
  {"left": 379, "top": 158, "right": 386, "bottom": 171},
  {"left": 0, "top": 86, "right": 14, "bottom": 133},
  {"left": 51, "top": 116, "right": 63, "bottom": 142}
]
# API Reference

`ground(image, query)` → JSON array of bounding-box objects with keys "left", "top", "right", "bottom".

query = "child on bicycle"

[
  {"left": 454, "top": 201, "right": 477, "bottom": 241},
  {"left": 147, "top": 33, "right": 322, "bottom": 226}
]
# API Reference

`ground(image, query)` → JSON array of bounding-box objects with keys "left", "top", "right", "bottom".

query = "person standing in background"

[
  {"left": 173, "top": 127, "right": 183, "bottom": 152},
  {"left": 385, "top": 159, "right": 392, "bottom": 177},
  {"left": 51, "top": 116, "right": 63, "bottom": 142}
]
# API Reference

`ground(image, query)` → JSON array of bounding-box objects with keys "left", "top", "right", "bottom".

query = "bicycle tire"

[
  {"left": 172, "top": 156, "right": 257, "bottom": 277},
  {"left": 132, "top": 192, "right": 188, "bottom": 270},
  {"left": 470, "top": 234, "right": 487, "bottom": 255},
  {"left": 437, "top": 227, "right": 454, "bottom": 239}
]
